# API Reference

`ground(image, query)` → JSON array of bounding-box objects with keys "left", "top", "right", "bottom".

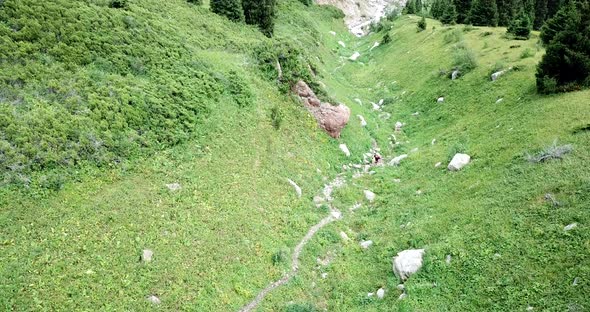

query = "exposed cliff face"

[{"left": 316, "top": 0, "right": 406, "bottom": 36}]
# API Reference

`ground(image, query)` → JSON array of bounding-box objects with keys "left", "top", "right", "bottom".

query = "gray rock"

[
  {"left": 147, "top": 295, "right": 161, "bottom": 305},
  {"left": 437, "top": 97, "right": 444, "bottom": 103},
  {"left": 340, "top": 231, "right": 350, "bottom": 241},
  {"left": 451, "top": 70, "right": 460, "bottom": 80},
  {"left": 339, "top": 144, "right": 351, "bottom": 157},
  {"left": 393, "top": 249, "right": 425, "bottom": 281},
  {"left": 338, "top": 41, "right": 346, "bottom": 47},
  {"left": 360, "top": 240, "right": 374, "bottom": 249},
  {"left": 435, "top": 162, "right": 442, "bottom": 168},
  {"left": 495, "top": 98, "right": 504, "bottom": 104},
  {"left": 389, "top": 154, "right": 408, "bottom": 166},
  {"left": 364, "top": 190, "right": 376, "bottom": 202},
  {"left": 564, "top": 223, "right": 578, "bottom": 231},
  {"left": 357, "top": 115, "right": 367, "bottom": 127},
  {"left": 141, "top": 249, "right": 154, "bottom": 263},
  {"left": 398, "top": 293, "right": 407, "bottom": 300},
  {"left": 448, "top": 153, "right": 471, "bottom": 171},
  {"left": 397, "top": 284, "right": 405, "bottom": 291},
  {"left": 376, "top": 288, "right": 385, "bottom": 299},
  {"left": 165, "top": 183, "right": 182, "bottom": 191},
  {"left": 395, "top": 121, "right": 403, "bottom": 131},
  {"left": 446, "top": 254, "right": 452, "bottom": 264},
  {"left": 573, "top": 277, "right": 579, "bottom": 286},
  {"left": 287, "top": 179, "right": 302, "bottom": 198},
  {"left": 350, "top": 52, "right": 361, "bottom": 61}
]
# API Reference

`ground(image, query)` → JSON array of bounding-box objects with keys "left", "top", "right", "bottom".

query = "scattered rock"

[
  {"left": 340, "top": 231, "right": 350, "bottom": 241},
  {"left": 357, "top": 115, "right": 367, "bottom": 127},
  {"left": 411, "top": 111, "right": 420, "bottom": 116},
  {"left": 360, "top": 240, "right": 373, "bottom": 249},
  {"left": 398, "top": 293, "right": 407, "bottom": 300},
  {"left": 367, "top": 292, "right": 374, "bottom": 297},
  {"left": 432, "top": 138, "right": 437, "bottom": 145},
  {"left": 573, "top": 277, "right": 579, "bottom": 286},
  {"left": 321, "top": 272, "right": 328, "bottom": 279},
  {"left": 393, "top": 249, "right": 425, "bottom": 281},
  {"left": 147, "top": 295, "right": 161, "bottom": 305},
  {"left": 364, "top": 190, "right": 376, "bottom": 202},
  {"left": 292, "top": 81, "right": 350, "bottom": 138},
  {"left": 378, "top": 99, "right": 384, "bottom": 105},
  {"left": 379, "top": 112, "right": 391, "bottom": 120},
  {"left": 350, "top": 202, "right": 362, "bottom": 211},
  {"left": 370, "top": 42, "right": 380, "bottom": 50},
  {"left": 395, "top": 121, "right": 403, "bottom": 131},
  {"left": 141, "top": 249, "right": 154, "bottom": 263},
  {"left": 496, "top": 98, "right": 504, "bottom": 104},
  {"left": 165, "top": 183, "right": 182, "bottom": 191},
  {"left": 339, "top": 144, "right": 351, "bottom": 157},
  {"left": 330, "top": 210, "right": 342, "bottom": 219},
  {"left": 445, "top": 254, "right": 452, "bottom": 264},
  {"left": 435, "top": 162, "right": 442, "bottom": 168},
  {"left": 415, "top": 190, "right": 423, "bottom": 195},
  {"left": 376, "top": 288, "right": 385, "bottom": 299},
  {"left": 329, "top": 31, "right": 337, "bottom": 36},
  {"left": 349, "top": 52, "right": 361, "bottom": 61},
  {"left": 448, "top": 153, "right": 471, "bottom": 171},
  {"left": 371, "top": 102, "right": 381, "bottom": 110},
  {"left": 410, "top": 147, "right": 419, "bottom": 153},
  {"left": 338, "top": 41, "right": 346, "bottom": 48},
  {"left": 354, "top": 98, "right": 363, "bottom": 105},
  {"left": 526, "top": 306, "right": 534, "bottom": 311},
  {"left": 397, "top": 284, "right": 405, "bottom": 291},
  {"left": 451, "top": 69, "right": 461, "bottom": 80},
  {"left": 389, "top": 154, "right": 408, "bottom": 166},
  {"left": 491, "top": 68, "right": 512, "bottom": 81},
  {"left": 564, "top": 223, "right": 578, "bottom": 231},
  {"left": 393, "top": 178, "right": 401, "bottom": 183},
  {"left": 287, "top": 179, "right": 302, "bottom": 198},
  {"left": 437, "top": 97, "right": 444, "bottom": 103}
]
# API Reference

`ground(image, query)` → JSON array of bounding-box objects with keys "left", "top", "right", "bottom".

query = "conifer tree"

[
  {"left": 418, "top": 15, "right": 427, "bottom": 31},
  {"left": 211, "top": 0, "right": 244, "bottom": 22},
  {"left": 534, "top": 0, "right": 548, "bottom": 29},
  {"left": 507, "top": 10, "right": 532, "bottom": 39},
  {"left": 243, "top": 0, "right": 276, "bottom": 37},
  {"left": 430, "top": 0, "right": 444, "bottom": 19},
  {"left": 453, "top": 0, "right": 472, "bottom": 23},
  {"left": 469, "top": 0, "right": 499, "bottom": 26},
  {"left": 404, "top": 0, "right": 418, "bottom": 14},
  {"left": 441, "top": 0, "right": 458, "bottom": 23},
  {"left": 536, "top": 0, "right": 590, "bottom": 93},
  {"left": 496, "top": 0, "right": 513, "bottom": 26}
]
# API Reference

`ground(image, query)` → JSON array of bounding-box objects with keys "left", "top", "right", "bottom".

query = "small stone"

[
  {"left": 367, "top": 292, "right": 374, "bottom": 297},
  {"left": 573, "top": 277, "right": 579, "bottom": 286},
  {"left": 393, "top": 178, "right": 401, "bottom": 183},
  {"left": 364, "top": 190, "right": 376, "bottom": 202},
  {"left": 564, "top": 223, "right": 578, "bottom": 231},
  {"left": 395, "top": 121, "right": 403, "bottom": 131},
  {"left": 287, "top": 179, "right": 302, "bottom": 198},
  {"left": 526, "top": 306, "right": 534, "bottom": 311},
  {"left": 411, "top": 112, "right": 420, "bottom": 116},
  {"left": 357, "top": 115, "right": 367, "bottom": 127},
  {"left": 329, "top": 31, "right": 336, "bottom": 36},
  {"left": 141, "top": 249, "right": 154, "bottom": 263},
  {"left": 410, "top": 148, "right": 419, "bottom": 153},
  {"left": 435, "top": 162, "right": 442, "bottom": 168},
  {"left": 349, "top": 52, "right": 361, "bottom": 61},
  {"left": 354, "top": 98, "right": 362, "bottom": 105},
  {"left": 370, "top": 42, "right": 380, "bottom": 51},
  {"left": 397, "top": 284, "right": 405, "bottom": 291},
  {"left": 446, "top": 254, "right": 452, "bottom": 264},
  {"left": 331, "top": 210, "right": 342, "bottom": 219},
  {"left": 448, "top": 153, "right": 471, "bottom": 171},
  {"left": 432, "top": 138, "right": 437, "bottom": 145},
  {"left": 451, "top": 70, "right": 461, "bottom": 80},
  {"left": 389, "top": 154, "right": 408, "bottom": 166},
  {"left": 415, "top": 190, "right": 423, "bottom": 195},
  {"left": 376, "top": 288, "right": 385, "bottom": 299},
  {"left": 398, "top": 293, "right": 407, "bottom": 300},
  {"left": 350, "top": 202, "right": 362, "bottom": 211},
  {"left": 147, "top": 295, "right": 161, "bottom": 305},
  {"left": 360, "top": 240, "right": 373, "bottom": 249},
  {"left": 496, "top": 98, "right": 504, "bottom": 104},
  {"left": 165, "top": 183, "right": 181, "bottom": 191},
  {"left": 338, "top": 41, "right": 346, "bottom": 48},
  {"left": 340, "top": 231, "right": 350, "bottom": 241},
  {"left": 321, "top": 272, "right": 328, "bottom": 279},
  {"left": 339, "top": 144, "right": 351, "bottom": 157},
  {"left": 437, "top": 97, "right": 444, "bottom": 103},
  {"left": 371, "top": 102, "right": 381, "bottom": 110},
  {"left": 378, "top": 99, "right": 384, "bottom": 105}
]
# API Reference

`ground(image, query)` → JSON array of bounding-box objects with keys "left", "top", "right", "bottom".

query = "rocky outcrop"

[
  {"left": 317, "top": 0, "right": 407, "bottom": 36},
  {"left": 293, "top": 81, "right": 350, "bottom": 138}
]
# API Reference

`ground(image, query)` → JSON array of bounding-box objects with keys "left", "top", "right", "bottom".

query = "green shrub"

[
  {"left": 417, "top": 16, "right": 427, "bottom": 31},
  {"left": 109, "top": 0, "right": 128, "bottom": 9},
  {"left": 297, "top": 0, "right": 313, "bottom": 6},
  {"left": 270, "top": 105, "right": 283, "bottom": 130},
  {"left": 453, "top": 45, "right": 478, "bottom": 72},
  {"left": 520, "top": 48, "right": 534, "bottom": 59},
  {"left": 382, "top": 33, "right": 392, "bottom": 44},
  {"left": 211, "top": 0, "right": 244, "bottom": 22},
  {"left": 443, "top": 28, "right": 463, "bottom": 44}
]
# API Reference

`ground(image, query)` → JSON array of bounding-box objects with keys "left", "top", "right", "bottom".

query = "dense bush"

[
  {"left": 0, "top": 0, "right": 260, "bottom": 186},
  {"left": 507, "top": 10, "right": 532, "bottom": 39},
  {"left": 536, "top": 0, "right": 590, "bottom": 93},
  {"left": 211, "top": 0, "right": 244, "bottom": 22},
  {"left": 417, "top": 16, "right": 427, "bottom": 31}
]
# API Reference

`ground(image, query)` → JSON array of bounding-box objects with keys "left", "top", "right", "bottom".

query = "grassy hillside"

[{"left": 1, "top": 1, "right": 589, "bottom": 311}]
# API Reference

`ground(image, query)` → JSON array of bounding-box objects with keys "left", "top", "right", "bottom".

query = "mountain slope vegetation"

[{"left": 1, "top": 0, "right": 589, "bottom": 311}]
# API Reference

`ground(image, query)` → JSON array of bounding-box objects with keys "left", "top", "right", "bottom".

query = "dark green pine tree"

[
  {"left": 430, "top": 0, "right": 445, "bottom": 19},
  {"left": 534, "top": 0, "right": 548, "bottom": 29},
  {"left": 416, "top": 0, "right": 424, "bottom": 13},
  {"left": 496, "top": 0, "right": 513, "bottom": 26},
  {"left": 536, "top": 0, "right": 590, "bottom": 93},
  {"left": 507, "top": 9, "right": 532, "bottom": 39},
  {"left": 405, "top": 0, "right": 418, "bottom": 14},
  {"left": 453, "top": 0, "right": 472, "bottom": 23},
  {"left": 469, "top": 0, "right": 499, "bottom": 26},
  {"left": 211, "top": 0, "right": 244, "bottom": 22},
  {"left": 546, "top": 0, "right": 564, "bottom": 19},
  {"left": 187, "top": 0, "right": 203, "bottom": 4},
  {"left": 418, "top": 15, "right": 427, "bottom": 30},
  {"left": 243, "top": 0, "right": 276, "bottom": 37},
  {"left": 522, "top": 0, "right": 536, "bottom": 27},
  {"left": 441, "top": 0, "right": 459, "bottom": 23}
]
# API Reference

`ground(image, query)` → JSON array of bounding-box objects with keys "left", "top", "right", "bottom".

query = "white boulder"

[
  {"left": 389, "top": 154, "right": 408, "bottom": 166},
  {"left": 564, "top": 223, "right": 578, "bottom": 231},
  {"left": 376, "top": 288, "right": 385, "bottom": 299},
  {"left": 364, "top": 190, "right": 375, "bottom": 202},
  {"left": 393, "top": 249, "right": 425, "bottom": 281},
  {"left": 437, "top": 97, "right": 444, "bottom": 103},
  {"left": 448, "top": 153, "right": 471, "bottom": 171},
  {"left": 338, "top": 41, "right": 346, "bottom": 48},
  {"left": 349, "top": 52, "right": 361, "bottom": 61},
  {"left": 339, "top": 144, "right": 351, "bottom": 157},
  {"left": 141, "top": 249, "right": 154, "bottom": 263}
]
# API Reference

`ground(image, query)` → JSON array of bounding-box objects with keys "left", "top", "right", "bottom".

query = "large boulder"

[
  {"left": 393, "top": 249, "right": 425, "bottom": 281},
  {"left": 293, "top": 81, "right": 350, "bottom": 138}
]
